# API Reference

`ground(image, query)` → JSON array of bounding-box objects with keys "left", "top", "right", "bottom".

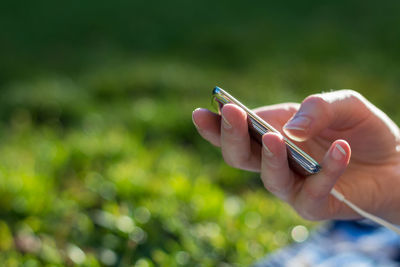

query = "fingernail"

[
  {"left": 283, "top": 115, "right": 312, "bottom": 132},
  {"left": 332, "top": 144, "right": 346, "bottom": 161},
  {"left": 192, "top": 108, "right": 201, "bottom": 129},
  {"left": 221, "top": 114, "right": 232, "bottom": 129},
  {"left": 263, "top": 142, "right": 274, "bottom": 157}
]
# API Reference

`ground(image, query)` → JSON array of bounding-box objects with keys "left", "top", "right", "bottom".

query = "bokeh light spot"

[
  {"left": 67, "top": 244, "right": 86, "bottom": 264},
  {"left": 176, "top": 251, "right": 190, "bottom": 265},
  {"left": 134, "top": 207, "right": 151, "bottom": 224},
  {"left": 130, "top": 226, "right": 147, "bottom": 244},
  {"left": 291, "top": 225, "right": 309, "bottom": 243},
  {"left": 100, "top": 249, "right": 117, "bottom": 266},
  {"left": 224, "top": 196, "right": 243, "bottom": 216},
  {"left": 116, "top": 215, "right": 135, "bottom": 233}
]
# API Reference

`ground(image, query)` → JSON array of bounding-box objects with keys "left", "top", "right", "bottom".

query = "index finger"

[{"left": 192, "top": 103, "right": 300, "bottom": 148}]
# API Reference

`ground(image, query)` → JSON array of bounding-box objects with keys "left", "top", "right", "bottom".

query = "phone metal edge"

[{"left": 212, "top": 86, "right": 321, "bottom": 175}]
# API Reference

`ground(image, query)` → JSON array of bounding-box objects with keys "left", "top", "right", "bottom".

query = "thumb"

[{"left": 282, "top": 90, "right": 371, "bottom": 142}]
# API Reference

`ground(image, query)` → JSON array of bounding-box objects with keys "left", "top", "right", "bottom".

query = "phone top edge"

[
  {"left": 212, "top": 87, "right": 279, "bottom": 133},
  {"left": 213, "top": 86, "right": 222, "bottom": 95}
]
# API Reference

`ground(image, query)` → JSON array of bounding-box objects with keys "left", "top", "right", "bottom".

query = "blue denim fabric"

[{"left": 254, "top": 220, "right": 400, "bottom": 267}]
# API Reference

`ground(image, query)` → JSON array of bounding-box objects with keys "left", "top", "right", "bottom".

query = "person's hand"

[{"left": 192, "top": 90, "right": 400, "bottom": 223}]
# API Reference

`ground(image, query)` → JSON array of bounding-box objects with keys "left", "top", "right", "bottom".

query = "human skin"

[{"left": 192, "top": 90, "right": 400, "bottom": 224}]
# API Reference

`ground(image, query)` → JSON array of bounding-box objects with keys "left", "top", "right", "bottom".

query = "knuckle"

[
  {"left": 221, "top": 152, "right": 238, "bottom": 168},
  {"left": 301, "top": 94, "right": 332, "bottom": 118},
  {"left": 330, "top": 89, "right": 367, "bottom": 107},
  {"left": 260, "top": 172, "right": 279, "bottom": 192},
  {"left": 297, "top": 208, "right": 323, "bottom": 221},
  {"left": 340, "top": 89, "right": 361, "bottom": 98},
  {"left": 339, "top": 89, "right": 365, "bottom": 104},
  {"left": 263, "top": 182, "right": 290, "bottom": 201},
  {"left": 302, "top": 94, "right": 329, "bottom": 108},
  {"left": 292, "top": 189, "right": 334, "bottom": 221},
  {"left": 303, "top": 186, "right": 327, "bottom": 202},
  {"left": 304, "top": 89, "right": 365, "bottom": 109},
  {"left": 262, "top": 182, "right": 281, "bottom": 195},
  {"left": 221, "top": 150, "right": 250, "bottom": 169},
  {"left": 293, "top": 203, "right": 325, "bottom": 221},
  {"left": 261, "top": 174, "right": 292, "bottom": 200}
]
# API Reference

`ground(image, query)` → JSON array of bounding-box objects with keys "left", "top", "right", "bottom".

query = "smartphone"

[{"left": 212, "top": 86, "right": 321, "bottom": 176}]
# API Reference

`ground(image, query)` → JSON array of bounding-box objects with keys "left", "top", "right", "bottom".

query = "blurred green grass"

[{"left": 0, "top": 1, "right": 400, "bottom": 266}]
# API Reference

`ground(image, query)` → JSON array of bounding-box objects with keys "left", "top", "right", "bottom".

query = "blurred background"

[{"left": 1, "top": 0, "right": 400, "bottom": 266}]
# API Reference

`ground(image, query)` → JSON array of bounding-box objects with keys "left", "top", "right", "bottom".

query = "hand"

[{"left": 192, "top": 90, "right": 400, "bottom": 223}]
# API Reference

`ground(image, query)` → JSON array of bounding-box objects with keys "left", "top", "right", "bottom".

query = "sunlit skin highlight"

[{"left": 193, "top": 90, "right": 400, "bottom": 223}]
